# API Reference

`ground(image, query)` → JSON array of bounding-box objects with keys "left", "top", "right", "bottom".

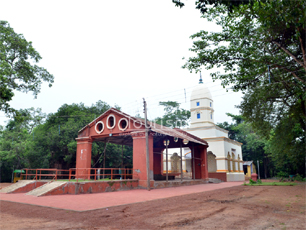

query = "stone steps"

[
  {"left": 208, "top": 178, "right": 222, "bottom": 183},
  {"left": 0, "top": 180, "right": 35, "bottom": 193},
  {"left": 26, "top": 181, "right": 67, "bottom": 197}
]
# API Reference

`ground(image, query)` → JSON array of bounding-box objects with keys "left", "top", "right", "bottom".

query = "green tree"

[
  {"left": 0, "top": 102, "right": 133, "bottom": 182},
  {"left": 177, "top": 1, "right": 305, "bottom": 174},
  {"left": 0, "top": 21, "right": 54, "bottom": 115},
  {"left": 155, "top": 101, "right": 191, "bottom": 128},
  {"left": 217, "top": 113, "right": 273, "bottom": 178},
  {"left": 182, "top": 1, "right": 305, "bottom": 131},
  {"left": 265, "top": 117, "right": 305, "bottom": 177},
  {"left": 173, "top": 0, "right": 253, "bottom": 13},
  {"left": 30, "top": 101, "right": 132, "bottom": 170},
  {"left": 31, "top": 101, "right": 110, "bottom": 169},
  {"left": 0, "top": 108, "right": 46, "bottom": 182}
]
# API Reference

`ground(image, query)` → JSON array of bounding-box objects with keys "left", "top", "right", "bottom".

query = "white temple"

[{"left": 163, "top": 75, "right": 245, "bottom": 182}]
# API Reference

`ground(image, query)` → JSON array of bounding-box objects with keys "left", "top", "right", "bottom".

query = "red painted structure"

[
  {"left": 11, "top": 181, "right": 47, "bottom": 193},
  {"left": 76, "top": 108, "right": 208, "bottom": 188},
  {"left": 251, "top": 173, "right": 258, "bottom": 182},
  {"left": 45, "top": 180, "right": 139, "bottom": 196},
  {"left": 208, "top": 172, "right": 227, "bottom": 182}
]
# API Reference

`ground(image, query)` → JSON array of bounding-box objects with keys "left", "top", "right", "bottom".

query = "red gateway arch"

[{"left": 76, "top": 108, "right": 209, "bottom": 188}]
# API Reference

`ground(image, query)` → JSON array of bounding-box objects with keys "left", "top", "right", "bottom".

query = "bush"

[
  {"left": 277, "top": 171, "right": 289, "bottom": 178},
  {"left": 249, "top": 179, "right": 256, "bottom": 185},
  {"left": 295, "top": 174, "right": 304, "bottom": 182},
  {"left": 257, "top": 179, "right": 262, "bottom": 184}
]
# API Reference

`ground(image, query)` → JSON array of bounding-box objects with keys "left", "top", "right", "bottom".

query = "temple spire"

[{"left": 199, "top": 71, "right": 203, "bottom": 84}]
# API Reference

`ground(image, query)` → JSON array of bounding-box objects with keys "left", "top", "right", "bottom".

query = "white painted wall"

[
  {"left": 187, "top": 128, "right": 216, "bottom": 138},
  {"left": 227, "top": 173, "right": 245, "bottom": 181}
]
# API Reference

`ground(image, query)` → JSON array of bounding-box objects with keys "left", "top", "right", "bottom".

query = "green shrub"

[
  {"left": 295, "top": 174, "right": 303, "bottom": 182},
  {"left": 249, "top": 179, "right": 256, "bottom": 185},
  {"left": 277, "top": 171, "right": 289, "bottom": 178},
  {"left": 257, "top": 179, "right": 262, "bottom": 184},
  {"left": 279, "top": 177, "right": 285, "bottom": 182}
]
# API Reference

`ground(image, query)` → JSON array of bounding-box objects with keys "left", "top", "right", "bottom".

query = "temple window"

[
  {"left": 197, "top": 113, "right": 200, "bottom": 119},
  {"left": 196, "top": 102, "right": 200, "bottom": 106}
]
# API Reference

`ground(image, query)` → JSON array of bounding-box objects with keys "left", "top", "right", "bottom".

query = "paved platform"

[{"left": 0, "top": 182, "right": 243, "bottom": 212}]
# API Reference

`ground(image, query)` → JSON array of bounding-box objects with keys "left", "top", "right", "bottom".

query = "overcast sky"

[{"left": 0, "top": 0, "right": 242, "bottom": 127}]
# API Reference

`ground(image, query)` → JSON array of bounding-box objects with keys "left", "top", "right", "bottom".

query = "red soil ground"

[{"left": 0, "top": 181, "right": 305, "bottom": 229}]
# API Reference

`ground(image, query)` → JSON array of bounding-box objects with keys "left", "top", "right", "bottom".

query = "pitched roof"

[{"left": 79, "top": 108, "right": 208, "bottom": 146}]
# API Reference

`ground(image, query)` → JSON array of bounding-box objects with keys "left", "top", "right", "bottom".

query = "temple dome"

[
  {"left": 190, "top": 83, "right": 212, "bottom": 102},
  {"left": 189, "top": 80, "right": 214, "bottom": 128}
]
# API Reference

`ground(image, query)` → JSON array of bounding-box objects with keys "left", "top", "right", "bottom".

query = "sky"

[{"left": 0, "top": 0, "right": 242, "bottom": 127}]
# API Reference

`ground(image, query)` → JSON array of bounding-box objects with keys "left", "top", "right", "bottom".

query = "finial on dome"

[{"left": 199, "top": 71, "right": 203, "bottom": 84}]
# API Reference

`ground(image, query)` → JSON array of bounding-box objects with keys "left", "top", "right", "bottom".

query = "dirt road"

[{"left": 1, "top": 183, "right": 305, "bottom": 229}]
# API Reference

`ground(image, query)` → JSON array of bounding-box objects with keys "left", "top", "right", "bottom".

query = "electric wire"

[{"left": 1, "top": 76, "right": 303, "bottom": 120}]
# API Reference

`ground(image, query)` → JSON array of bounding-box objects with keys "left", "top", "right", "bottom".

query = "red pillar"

[
  {"left": 132, "top": 132, "right": 154, "bottom": 188},
  {"left": 153, "top": 148, "right": 164, "bottom": 176},
  {"left": 200, "top": 145, "right": 208, "bottom": 179},
  {"left": 76, "top": 137, "right": 92, "bottom": 179},
  {"left": 194, "top": 146, "right": 202, "bottom": 179}
]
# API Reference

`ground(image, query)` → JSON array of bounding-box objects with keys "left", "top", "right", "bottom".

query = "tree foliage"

[
  {"left": 173, "top": 0, "right": 254, "bottom": 13},
  {"left": 176, "top": 0, "right": 305, "bottom": 172},
  {"left": 265, "top": 117, "right": 305, "bottom": 177},
  {"left": 0, "top": 108, "right": 46, "bottom": 181},
  {"left": 0, "top": 21, "right": 54, "bottom": 115},
  {"left": 155, "top": 101, "right": 191, "bottom": 128},
  {"left": 217, "top": 113, "right": 305, "bottom": 178},
  {"left": 217, "top": 113, "right": 272, "bottom": 178},
  {"left": 183, "top": 1, "right": 305, "bottom": 131},
  {"left": 0, "top": 101, "right": 133, "bottom": 182}
]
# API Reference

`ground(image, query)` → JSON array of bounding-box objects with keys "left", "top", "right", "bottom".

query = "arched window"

[
  {"left": 197, "top": 113, "right": 200, "bottom": 119},
  {"left": 196, "top": 102, "right": 200, "bottom": 106}
]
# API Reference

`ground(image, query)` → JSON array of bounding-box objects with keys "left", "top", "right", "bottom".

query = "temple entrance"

[
  {"left": 207, "top": 151, "right": 217, "bottom": 173},
  {"left": 76, "top": 108, "right": 209, "bottom": 188}
]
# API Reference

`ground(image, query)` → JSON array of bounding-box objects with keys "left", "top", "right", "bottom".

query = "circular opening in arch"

[
  {"left": 106, "top": 115, "right": 116, "bottom": 129},
  {"left": 183, "top": 139, "right": 189, "bottom": 145},
  {"left": 95, "top": 121, "right": 104, "bottom": 134},
  {"left": 118, "top": 118, "right": 128, "bottom": 131}
]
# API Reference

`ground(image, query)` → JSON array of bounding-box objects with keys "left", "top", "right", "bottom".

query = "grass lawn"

[
  {"left": 245, "top": 182, "right": 297, "bottom": 186},
  {"left": 56, "top": 178, "right": 115, "bottom": 182}
]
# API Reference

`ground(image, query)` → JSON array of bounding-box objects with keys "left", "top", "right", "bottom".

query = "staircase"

[
  {"left": 26, "top": 181, "right": 67, "bottom": 197},
  {"left": 0, "top": 180, "right": 35, "bottom": 193},
  {"left": 208, "top": 178, "right": 223, "bottom": 183}
]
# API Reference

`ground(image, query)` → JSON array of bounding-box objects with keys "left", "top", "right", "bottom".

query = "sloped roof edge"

[{"left": 78, "top": 108, "right": 208, "bottom": 146}]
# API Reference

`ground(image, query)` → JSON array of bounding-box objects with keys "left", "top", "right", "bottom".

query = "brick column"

[
  {"left": 194, "top": 146, "right": 201, "bottom": 179},
  {"left": 200, "top": 145, "right": 208, "bottom": 179},
  {"left": 153, "top": 148, "right": 164, "bottom": 176},
  {"left": 76, "top": 137, "right": 92, "bottom": 179},
  {"left": 131, "top": 132, "right": 154, "bottom": 188}
]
